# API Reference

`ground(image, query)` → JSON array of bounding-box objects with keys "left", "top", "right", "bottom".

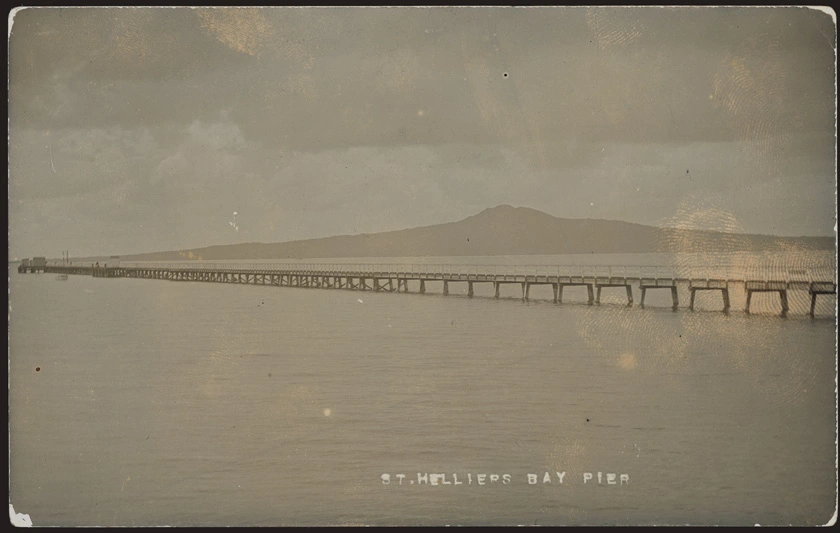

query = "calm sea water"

[{"left": 9, "top": 253, "right": 837, "bottom": 526}]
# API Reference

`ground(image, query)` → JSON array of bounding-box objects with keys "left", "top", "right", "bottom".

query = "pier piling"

[
  {"left": 745, "top": 281, "right": 790, "bottom": 317},
  {"left": 34, "top": 262, "right": 834, "bottom": 317}
]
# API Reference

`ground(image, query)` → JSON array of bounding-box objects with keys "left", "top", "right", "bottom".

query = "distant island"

[{"left": 87, "top": 205, "right": 833, "bottom": 263}]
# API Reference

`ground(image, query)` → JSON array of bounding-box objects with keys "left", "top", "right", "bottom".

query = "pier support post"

[
  {"left": 520, "top": 283, "right": 526, "bottom": 300},
  {"left": 626, "top": 285, "right": 633, "bottom": 306},
  {"left": 524, "top": 282, "right": 530, "bottom": 300},
  {"left": 420, "top": 280, "right": 426, "bottom": 294},
  {"left": 744, "top": 290, "right": 752, "bottom": 314},
  {"left": 595, "top": 286, "right": 602, "bottom": 305},
  {"left": 671, "top": 286, "right": 679, "bottom": 310},
  {"left": 552, "top": 284, "right": 559, "bottom": 303},
  {"left": 558, "top": 285, "right": 564, "bottom": 303},
  {"left": 494, "top": 282, "right": 500, "bottom": 298},
  {"left": 640, "top": 287, "right": 647, "bottom": 308},
  {"left": 586, "top": 284, "right": 594, "bottom": 305},
  {"left": 468, "top": 281, "right": 474, "bottom": 297},
  {"left": 690, "top": 289, "right": 697, "bottom": 311},
  {"left": 374, "top": 278, "right": 381, "bottom": 292},
  {"left": 443, "top": 280, "right": 449, "bottom": 296},
  {"left": 810, "top": 292, "right": 818, "bottom": 317},
  {"left": 722, "top": 288, "right": 730, "bottom": 312},
  {"left": 780, "top": 290, "right": 788, "bottom": 318}
]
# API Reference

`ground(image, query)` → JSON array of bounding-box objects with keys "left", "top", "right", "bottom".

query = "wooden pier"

[
  {"left": 745, "top": 280, "right": 787, "bottom": 317},
  {"left": 640, "top": 278, "right": 679, "bottom": 310},
  {"left": 689, "top": 279, "right": 731, "bottom": 313},
  {"left": 24, "top": 261, "right": 837, "bottom": 317},
  {"left": 809, "top": 282, "right": 836, "bottom": 317}
]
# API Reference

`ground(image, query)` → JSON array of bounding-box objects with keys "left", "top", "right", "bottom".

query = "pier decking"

[{"left": 25, "top": 261, "right": 836, "bottom": 317}]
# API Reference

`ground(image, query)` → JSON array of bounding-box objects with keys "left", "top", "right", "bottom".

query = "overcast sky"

[{"left": 8, "top": 6, "right": 837, "bottom": 259}]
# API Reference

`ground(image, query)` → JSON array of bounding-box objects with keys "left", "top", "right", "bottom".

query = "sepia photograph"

[{"left": 7, "top": 5, "right": 838, "bottom": 526}]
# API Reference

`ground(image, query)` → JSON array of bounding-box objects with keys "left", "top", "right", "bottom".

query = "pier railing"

[
  {"left": 111, "top": 261, "right": 835, "bottom": 283},
  {"left": 35, "top": 260, "right": 837, "bottom": 316}
]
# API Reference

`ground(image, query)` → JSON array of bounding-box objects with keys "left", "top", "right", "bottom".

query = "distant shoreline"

[{"left": 14, "top": 206, "right": 836, "bottom": 264}]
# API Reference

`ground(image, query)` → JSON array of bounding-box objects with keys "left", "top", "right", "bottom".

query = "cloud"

[
  {"left": 9, "top": 126, "right": 158, "bottom": 200},
  {"left": 10, "top": 7, "right": 834, "bottom": 148},
  {"left": 151, "top": 118, "right": 246, "bottom": 187}
]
